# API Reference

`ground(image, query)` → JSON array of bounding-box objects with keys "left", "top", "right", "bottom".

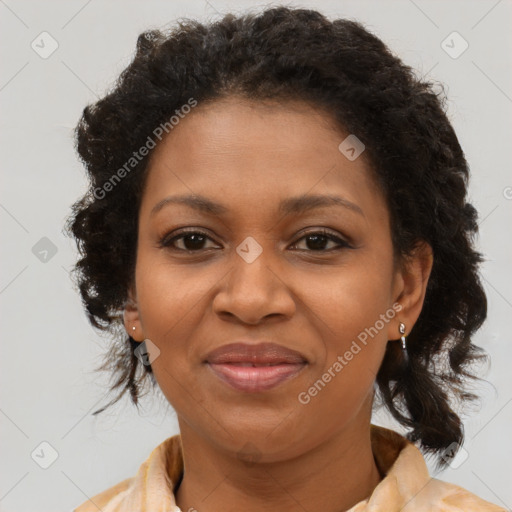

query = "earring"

[{"left": 399, "top": 322, "right": 409, "bottom": 366}]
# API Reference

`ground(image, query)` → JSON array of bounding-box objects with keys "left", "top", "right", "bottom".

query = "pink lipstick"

[{"left": 205, "top": 342, "right": 307, "bottom": 392}]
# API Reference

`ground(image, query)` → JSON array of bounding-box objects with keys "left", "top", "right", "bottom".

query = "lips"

[
  {"left": 205, "top": 342, "right": 307, "bottom": 365},
  {"left": 205, "top": 342, "right": 307, "bottom": 392}
]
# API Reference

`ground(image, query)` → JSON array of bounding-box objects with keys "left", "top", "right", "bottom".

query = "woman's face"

[{"left": 125, "top": 96, "right": 427, "bottom": 460}]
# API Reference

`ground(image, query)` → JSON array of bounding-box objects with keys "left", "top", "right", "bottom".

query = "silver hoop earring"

[{"left": 399, "top": 322, "right": 409, "bottom": 366}]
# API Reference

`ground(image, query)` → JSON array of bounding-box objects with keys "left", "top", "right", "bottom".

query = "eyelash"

[{"left": 158, "top": 228, "right": 352, "bottom": 253}]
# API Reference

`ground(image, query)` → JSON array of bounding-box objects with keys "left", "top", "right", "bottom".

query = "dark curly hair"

[{"left": 65, "top": 6, "right": 488, "bottom": 469}]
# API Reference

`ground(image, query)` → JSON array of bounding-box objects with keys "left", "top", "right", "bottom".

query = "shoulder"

[
  {"left": 73, "top": 477, "right": 134, "bottom": 512},
  {"left": 73, "top": 434, "right": 183, "bottom": 512},
  {"left": 409, "top": 475, "right": 507, "bottom": 511},
  {"left": 369, "top": 425, "right": 507, "bottom": 511},
  {"left": 404, "top": 472, "right": 507, "bottom": 512}
]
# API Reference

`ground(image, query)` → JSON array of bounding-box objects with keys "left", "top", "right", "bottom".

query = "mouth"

[
  {"left": 204, "top": 342, "right": 308, "bottom": 392},
  {"left": 206, "top": 361, "right": 307, "bottom": 392}
]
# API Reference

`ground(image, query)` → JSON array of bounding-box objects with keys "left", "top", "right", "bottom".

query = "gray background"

[{"left": 1, "top": 1, "right": 511, "bottom": 511}]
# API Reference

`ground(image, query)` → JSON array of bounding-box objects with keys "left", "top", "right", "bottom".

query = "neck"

[{"left": 175, "top": 417, "right": 382, "bottom": 512}]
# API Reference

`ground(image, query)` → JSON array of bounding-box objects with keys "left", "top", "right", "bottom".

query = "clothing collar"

[{"left": 114, "top": 424, "right": 435, "bottom": 512}]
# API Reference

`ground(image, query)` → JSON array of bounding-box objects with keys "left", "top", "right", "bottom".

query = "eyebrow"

[{"left": 150, "top": 193, "right": 364, "bottom": 218}]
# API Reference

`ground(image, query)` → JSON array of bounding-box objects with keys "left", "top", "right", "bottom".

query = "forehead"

[
  {"left": 141, "top": 96, "right": 386, "bottom": 224},
  {"left": 149, "top": 96, "right": 348, "bottom": 163}
]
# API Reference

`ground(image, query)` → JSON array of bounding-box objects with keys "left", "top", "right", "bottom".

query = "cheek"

[
  {"left": 133, "top": 258, "right": 222, "bottom": 391},
  {"left": 298, "top": 256, "right": 393, "bottom": 344},
  {"left": 135, "top": 272, "right": 206, "bottom": 415},
  {"left": 296, "top": 293, "right": 388, "bottom": 441},
  {"left": 135, "top": 257, "right": 213, "bottom": 334},
  {"left": 294, "top": 260, "right": 392, "bottom": 410}
]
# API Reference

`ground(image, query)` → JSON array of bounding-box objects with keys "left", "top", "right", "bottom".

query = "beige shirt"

[{"left": 74, "top": 424, "right": 506, "bottom": 511}]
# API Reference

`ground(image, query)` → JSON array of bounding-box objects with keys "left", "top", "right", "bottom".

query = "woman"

[{"left": 68, "top": 6, "right": 506, "bottom": 511}]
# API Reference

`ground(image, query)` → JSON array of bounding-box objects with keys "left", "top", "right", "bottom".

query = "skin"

[{"left": 124, "top": 96, "right": 433, "bottom": 512}]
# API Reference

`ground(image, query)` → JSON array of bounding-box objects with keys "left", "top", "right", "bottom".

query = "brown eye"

[
  {"left": 291, "top": 230, "right": 351, "bottom": 252},
  {"left": 159, "top": 230, "right": 219, "bottom": 252}
]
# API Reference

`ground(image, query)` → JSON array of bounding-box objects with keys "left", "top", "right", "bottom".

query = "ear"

[
  {"left": 388, "top": 240, "right": 434, "bottom": 340},
  {"left": 123, "top": 285, "right": 143, "bottom": 342}
]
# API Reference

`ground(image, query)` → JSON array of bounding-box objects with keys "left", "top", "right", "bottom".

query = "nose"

[{"left": 212, "top": 241, "right": 296, "bottom": 325}]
